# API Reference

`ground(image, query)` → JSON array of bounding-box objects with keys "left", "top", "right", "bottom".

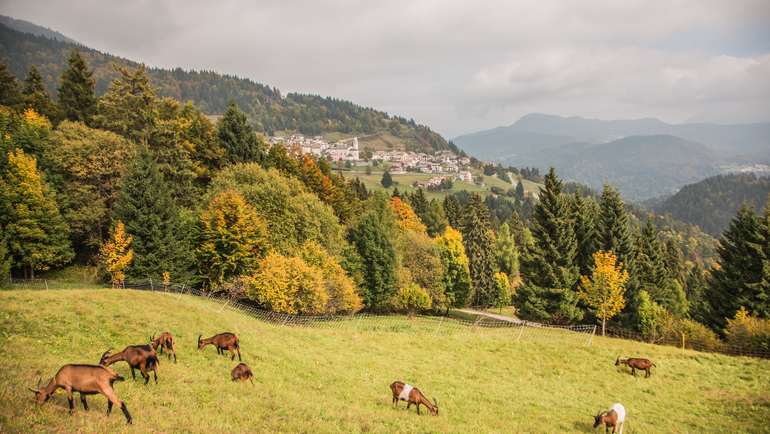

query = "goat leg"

[
  {"left": 80, "top": 394, "right": 89, "bottom": 411},
  {"left": 121, "top": 402, "right": 133, "bottom": 424},
  {"left": 107, "top": 400, "right": 113, "bottom": 415}
]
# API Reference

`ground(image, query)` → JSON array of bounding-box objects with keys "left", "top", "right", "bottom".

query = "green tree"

[
  {"left": 571, "top": 193, "right": 599, "bottom": 276},
  {"left": 0, "top": 225, "right": 13, "bottom": 286},
  {"left": 197, "top": 190, "right": 269, "bottom": 289},
  {"left": 421, "top": 199, "right": 449, "bottom": 237},
  {"left": 461, "top": 193, "right": 498, "bottom": 306},
  {"left": 598, "top": 184, "right": 634, "bottom": 267},
  {"left": 436, "top": 226, "right": 472, "bottom": 308},
  {"left": 95, "top": 65, "right": 156, "bottom": 143},
  {"left": 0, "top": 149, "right": 73, "bottom": 277},
  {"left": 0, "top": 63, "right": 21, "bottom": 108},
  {"left": 443, "top": 194, "right": 461, "bottom": 228},
  {"left": 392, "top": 283, "right": 432, "bottom": 317},
  {"left": 632, "top": 219, "right": 667, "bottom": 294},
  {"left": 408, "top": 188, "right": 429, "bottom": 217},
  {"left": 22, "top": 66, "right": 59, "bottom": 122},
  {"left": 381, "top": 170, "right": 393, "bottom": 188},
  {"left": 495, "top": 223, "right": 519, "bottom": 280},
  {"left": 514, "top": 180, "right": 525, "bottom": 202},
  {"left": 115, "top": 148, "right": 188, "bottom": 280},
  {"left": 706, "top": 204, "right": 768, "bottom": 331},
  {"left": 58, "top": 50, "right": 96, "bottom": 125},
  {"left": 217, "top": 101, "right": 264, "bottom": 164},
  {"left": 347, "top": 193, "right": 398, "bottom": 310},
  {"left": 518, "top": 168, "right": 582, "bottom": 323}
]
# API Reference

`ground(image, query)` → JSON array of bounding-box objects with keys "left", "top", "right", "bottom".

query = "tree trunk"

[
  {"left": 30, "top": 266, "right": 34, "bottom": 280},
  {"left": 601, "top": 317, "right": 606, "bottom": 336}
]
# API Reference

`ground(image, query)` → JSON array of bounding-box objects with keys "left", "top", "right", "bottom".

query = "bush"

[
  {"left": 243, "top": 253, "right": 328, "bottom": 315},
  {"left": 391, "top": 283, "right": 432, "bottom": 316},
  {"left": 299, "top": 241, "right": 363, "bottom": 314},
  {"left": 725, "top": 307, "right": 770, "bottom": 354}
]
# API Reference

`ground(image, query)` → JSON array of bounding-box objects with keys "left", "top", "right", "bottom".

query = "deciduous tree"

[
  {"left": 99, "top": 221, "right": 134, "bottom": 287},
  {"left": 579, "top": 251, "right": 629, "bottom": 335}
]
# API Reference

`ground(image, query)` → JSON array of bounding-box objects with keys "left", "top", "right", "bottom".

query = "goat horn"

[
  {"left": 28, "top": 387, "right": 38, "bottom": 393},
  {"left": 36, "top": 377, "right": 42, "bottom": 389}
]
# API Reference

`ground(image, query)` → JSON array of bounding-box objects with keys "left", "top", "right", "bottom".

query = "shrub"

[
  {"left": 725, "top": 307, "right": 770, "bottom": 354},
  {"left": 244, "top": 253, "right": 328, "bottom": 315},
  {"left": 299, "top": 241, "right": 363, "bottom": 314},
  {"left": 391, "top": 283, "right": 432, "bottom": 316}
]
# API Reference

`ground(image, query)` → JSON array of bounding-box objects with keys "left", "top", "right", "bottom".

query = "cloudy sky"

[{"left": 3, "top": 0, "right": 770, "bottom": 137}]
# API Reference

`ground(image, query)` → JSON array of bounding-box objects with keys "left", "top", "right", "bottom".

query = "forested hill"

[
  {"left": 652, "top": 173, "right": 770, "bottom": 236},
  {"left": 0, "top": 22, "right": 449, "bottom": 152}
]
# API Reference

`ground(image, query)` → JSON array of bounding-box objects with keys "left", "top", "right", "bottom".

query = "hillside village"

[{"left": 269, "top": 134, "right": 475, "bottom": 185}]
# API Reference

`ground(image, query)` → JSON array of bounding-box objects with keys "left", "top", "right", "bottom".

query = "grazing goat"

[
  {"left": 615, "top": 356, "right": 656, "bottom": 377},
  {"left": 100, "top": 345, "right": 159, "bottom": 384},
  {"left": 150, "top": 332, "right": 177, "bottom": 363},
  {"left": 593, "top": 403, "right": 625, "bottom": 433},
  {"left": 389, "top": 381, "right": 438, "bottom": 416},
  {"left": 198, "top": 332, "right": 241, "bottom": 361},
  {"left": 28, "top": 364, "right": 133, "bottom": 424},
  {"left": 231, "top": 363, "right": 255, "bottom": 385}
]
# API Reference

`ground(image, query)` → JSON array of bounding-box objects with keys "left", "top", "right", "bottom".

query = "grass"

[{"left": 1, "top": 288, "right": 768, "bottom": 433}]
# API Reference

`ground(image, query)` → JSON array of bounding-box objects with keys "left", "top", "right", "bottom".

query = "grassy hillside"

[
  {"left": 1, "top": 288, "right": 768, "bottom": 433},
  {"left": 0, "top": 23, "right": 448, "bottom": 153}
]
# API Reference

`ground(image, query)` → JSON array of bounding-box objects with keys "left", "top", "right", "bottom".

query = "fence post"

[
  {"left": 681, "top": 332, "right": 686, "bottom": 351},
  {"left": 516, "top": 324, "right": 525, "bottom": 342},
  {"left": 433, "top": 316, "right": 445, "bottom": 336},
  {"left": 149, "top": 278, "right": 153, "bottom": 291},
  {"left": 44, "top": 279, "right": 49, "bottom": 290},
  {"left": 587, "top": 325, "right": 596, "bottom": 346}
]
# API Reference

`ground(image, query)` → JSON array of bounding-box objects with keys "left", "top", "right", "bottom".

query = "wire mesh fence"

[{"left": 5, "top": 277, "right": 769, "bottom": 358}]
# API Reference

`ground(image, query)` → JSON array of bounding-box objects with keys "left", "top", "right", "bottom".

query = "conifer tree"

[
  {"left": 515, "top": 180, "right": 525, "bottom": 202},
  {"left": 421, "top": 199, "right": 449, "bottom": 237},
  {"left": 598, "top": 184, "right": 634, "bottom": 267},
  {"left": 0, "top": 225, "right": 13, "bottom": 285},
  {"left": 571, "top": 193, "right": 599, "bottom": 276},
  {"left": 408, "top": 188, "right": 429, "bottom": 217},
  {"left": 22, "top": 66, "right": 59, "bottom": 123},
  {"left": 217, "top": 101, "right": 264, "bottom": 164},
  {"left": 380, "top": 170, "right": 393, "bottom": 188},
  {"left": 58, "top": 50, "right": 97, "bottom": 125},
  {"left": 518, "top": 168, "right": 582, "bottom": 323},
  {"left": 706, "top": 204, "right": 767, "bottom": 331},
  {"left": 633, "top": 218, "right": 667, "bottom": 293},
  {"left": 443, "top": 194, "right": 461, "bottom": 228},
  {"left": 115, "top": 148, "right": 187, "bottom": 280},
  {"left": 461, "top": 193, "right": 498, "bottom": 306},
  {"left": 0, "top": 149, "right": 73, "bottom": 278},
  {"left": 0, "top": 63, "right": 21, "bottom": 108},
  {"left": 95, "top": 65, "right": 156, "bottom": 143}
]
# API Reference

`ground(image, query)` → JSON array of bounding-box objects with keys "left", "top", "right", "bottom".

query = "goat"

[
  {"left": 198, "top": 332, "right": 241, "bottom": 361},
  {"left": 100, "top": 345, "right": 159, "bottom": 384},
  {"left": 231, "top": 363, "right": 255, "bottom": 385},
  {"left": 150, "top": 332, "right": 177, "bottom": 363},
  {"left": 593, "top": 403, "right": 625, "bottom": 433},
  {"left": 615, "top": 356, "right": 656, "bottom": 377},
  {"left": 28, "top": 364, "right": 132, "bottom": 424},
  {"left": 389, "top": 381, "right": 438, "bottom": 416}
]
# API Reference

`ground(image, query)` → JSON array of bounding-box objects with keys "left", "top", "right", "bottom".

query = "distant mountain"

[
  {"left": 0, "top": 21, "right": 449, "bottom": 153},
  {"left": 454, "top": 113, "right": 770, "bottom": 200},
  {"left": 652, "top": 173, "right": 770, "bottom": 236},
  {"left": 0, "top": 15, "right": 77, "bottom": 44}
]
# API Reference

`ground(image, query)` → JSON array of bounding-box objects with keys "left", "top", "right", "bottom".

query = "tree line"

[{"left": 0, "top": 52, "right": 768, "bottom": 352}]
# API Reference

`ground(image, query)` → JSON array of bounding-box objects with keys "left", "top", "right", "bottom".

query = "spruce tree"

[
  {"left": 421, "top": 199, "right": 448, "bottom": 237},
  {"left": 94, "top": 65, "right": 156, "bottom": 143},
  {"left": 443, "top": 194, "right": 461, "bottom": 228},
  {"left": 633, "top": 218, "right": 667, "bottom": 293},
  {"left": 571, "top": 193, "right": 599, "bottom": 276},
  {"left": 380, "top": 170, "right": 393, "bottom": 188},
  {"left": 409, "top": 188, "right": 429, "bottom": 217},
  {"left": 58, "top": 50, "right": 97, "bottom": 125},
  {"left": 217, "top": 101, "right": 264, "bottom": 164},
  {"left": 0, "top": 63, "right": 22, "bottom": 108},
  {"left": 115, "top": 148, "right": 187, "bottom": 280},
  {"left": 461, "top": 193, "right": 498, "bottom": 306},
  {"left": 518, "top": 168, "right": 582, "bottom": 323},
  {"left": 598, "top": 184, "right": 634, "bottom": 267},
  {"left": 515, "top": 180, "right": 525, "bottom": 201},
  {"left": 0, "top": 149, "right": 73, "bottom": 278},
  {"left": 706, "top": 204, "right": 767, "bottom": 331},
  {"left": 22, "top": 66, "right": 59, "bottom": 122}
]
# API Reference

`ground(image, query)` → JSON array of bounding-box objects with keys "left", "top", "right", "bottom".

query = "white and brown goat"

[
  {"left": 389, "top": 381, "right": 438, "bottom": 416},
  {"left": 28, "top": 364, "right": 132, "bottom": 424},
  {"left": 593, "top": 403, "right": 626, "bottom": 433}
]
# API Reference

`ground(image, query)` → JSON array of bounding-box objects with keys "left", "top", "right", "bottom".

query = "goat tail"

[{"left": 652, "top": 363, "right": 657, "bottom": 368}]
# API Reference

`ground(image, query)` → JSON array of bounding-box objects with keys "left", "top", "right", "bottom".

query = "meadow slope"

[{"left": 0, "top": 289, "right": 768, "bottom": 433}]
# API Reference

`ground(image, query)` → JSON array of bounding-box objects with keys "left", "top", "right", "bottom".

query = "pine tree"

[
  {"left": 0, "top": 63, "right": 21, "bottom": 108},
  {"left": 94, "top": 65, "right": 156, "bottom": 143},
  {"left": 518, "top": 168, "right": 582, "bottom": 323},
  {"left": 571, "top": 193, "right": 599, "bottom": 276},
  {"left": 598, "top": 184, "right": 634, "bottom": 267},
  {"left": 381, "top": 170, "right": 393, "bottom": 188},
  {"left": 515, "top": 180, "right": 525, "bottom": 201},
  {"left": 0, "top": 225, "right": 12, "bottom": 286},
  {"left": 58, "top": 50, "right": 97, "bottom": 125},
  {"left": 706, "top": 204, "right": 767, "bottom": 331},
  {"left": 115, "top": 148, "right": 187, "bottom": 280},
  {"left": 443, "top": 194, "right": 461, "bottom": 228},
  {"left": 0, "top": 149, "right": 73, "bottom": 278},
  {"left": 421, "top": 199, "right": 448, "bottom": 237},
  {"left": 685, "top": 265, "right": 710, "bottom": 324},
  {"left": 461, "top": 193, "right": 498, "bottom": 306},
  {"left": 408, "top": 188, "right": 429, "bottom": 218},
  {"left": 633, "top": 218, "right": 667, "bottom": 294},
  {"left": 217, "top": 101, "right": 264, "bottom": 164},
  {"left": 22, "top": 66, "right": 59, "bottom": 123}
]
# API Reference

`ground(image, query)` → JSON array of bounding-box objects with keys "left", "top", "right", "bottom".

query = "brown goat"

[
  {"left": 390, "top": 381, "right": 438, "bottom": 416},
  {"left": 150, "top": 332, "right": 177, "bottom": 363},
  {"left": 615, "top": 356, "right": 656, "bottom": 377},
  {"left": 231, "top": 363, "right": 255, "bottom": 385},
  {"left": 28, "top": 364, "right": 132, "bottom": 424},
  {"left": 100, "top": 345, "right": 159, "bottom": 384},
  {"left": 198, "top": 332, "right": 241, "bottom": 361}
]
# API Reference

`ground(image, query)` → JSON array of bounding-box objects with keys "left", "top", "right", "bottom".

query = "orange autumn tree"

[
  {"left": 100, "top": 221, "right": 134, "bottom": 287},
  {"left": 390, "top": 196, "right": 426, "bottom": 234},
  {"left": 578, "top": 250, "right": 629, "bottom": 336}
]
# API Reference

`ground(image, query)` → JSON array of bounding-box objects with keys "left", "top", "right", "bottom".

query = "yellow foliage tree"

[
  {"left": 100, "top": 221, "right": 134, "bottom": 287},
  {"left": 578, "top": 251, "right": 629, "bottom": 336},
  {"left": 299, "top": 240, "right": 363, "bottom": 314},
  {"left": 243, "top": 253, "right": 328, "bottom": 315},
  {"left": 389, "top": 196, "right": 427, "bottom": 234}
]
